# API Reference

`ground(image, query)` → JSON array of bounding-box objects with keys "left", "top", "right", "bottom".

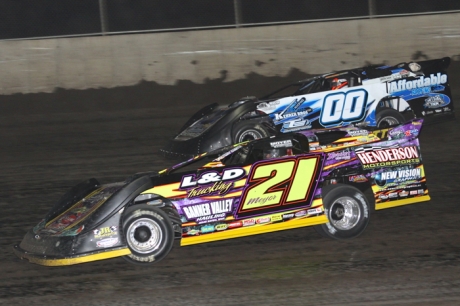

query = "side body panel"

[
  {"left": 145, "top": 120, "right": 430, "bottom": 246},
  {"left": 144, "top": 156, "right": 328, "bottom": 246},
  {"left": 256, "top": 67, "right": 453, "bottom": 131}
]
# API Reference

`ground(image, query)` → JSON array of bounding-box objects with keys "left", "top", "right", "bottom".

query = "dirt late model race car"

[
  {"left": 162, "top": 57, "right": 453, "bottom": 158},
  {"left": 14, "top": 119, "right": 430, "bottom": 266}
]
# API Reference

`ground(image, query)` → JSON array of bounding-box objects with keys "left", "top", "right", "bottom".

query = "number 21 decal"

[{"left": 236, "top": 155, "right": 321, "bottom": 218}]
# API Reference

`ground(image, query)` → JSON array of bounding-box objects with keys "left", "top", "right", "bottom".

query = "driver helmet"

[{"left": 331, "top": 78, "right": 348, "bottom": 90}]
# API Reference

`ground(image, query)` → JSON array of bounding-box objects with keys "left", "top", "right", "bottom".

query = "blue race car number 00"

[{"left": 320, "top": 89, "right": 368, "bottom": 127}]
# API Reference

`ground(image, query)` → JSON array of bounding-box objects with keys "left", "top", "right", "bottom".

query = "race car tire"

[
  {"left": 314, "top": 185, "right": 370, "bottom": 240},
  {"left": 376, "top": 108, "right": 405, "bottom": 128},
  {"left": 232, "top": 121, "right": 270, "bottom": 144},
  {"left": 122, "top": 205, "right": 174, "bottom": 265}
]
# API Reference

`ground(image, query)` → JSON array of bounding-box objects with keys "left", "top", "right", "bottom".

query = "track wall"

[{"left": 0, "top": 12, "right": 459, "bottom": 95}]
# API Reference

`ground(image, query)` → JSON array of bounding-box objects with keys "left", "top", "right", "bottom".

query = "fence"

[{"left": 1, "top": 0, "right": 460, "bottom": 40}]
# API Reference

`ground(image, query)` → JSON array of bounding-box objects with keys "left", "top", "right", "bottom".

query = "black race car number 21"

[{"left": 236, "top": 155, "right": 321, "bottom": 218}]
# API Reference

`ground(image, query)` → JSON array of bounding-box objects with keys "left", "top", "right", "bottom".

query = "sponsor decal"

[
  {"left": 372, "top": 128, "right": 389, "bottom": 139},
  {"left": 270, "top": 140, "right": 293, "bottom": 148},
  {"left": 379, "top": 168, "right": 422, "bottom": 183},
  {"left": 93, "top": 226, "right": 117, "bottom": 239},
  {"left": 187, "top": 229, "right": 200, "bottom": 236},
  {"left": 378, "top": 75, "right": 396, "bottom": 83},
  {"left": 281, "top": 118, "right": 312, "bottom": 132},
  {"left": 200, "top": 225, "right": 215, "bottom": 234},
  {"left": 270, "top": 97, "right": 314, "bottom": 132},
  {"left": 256, "top": 217, "right": 271, "bottom": 224},
  {"left": 389, "top": 128, "right": 404, "bottom": 137},
  {"left": 180, "top": 168, "right": 245, "bottom": 198},
  {"left": 424, "top": 94, "right": 450, "bottom": 108},
  {"left": 388, "top": 130, "right": 405, "bottom": 140},
  {"left": 275, "top": 110, "right": 312, "bottom": 121},
  {"left": 355, "top": 146, "right": 420, "bottom": 169},
  {"left": 271, "top": 215, "right": 282, "bottom": 222},
  {"left": 307, "top": 207, "right": 322, "bottom": 215},
  {"left": 215, "top": 223, "right": 228, "bottom": 231},
  {"left": 327, "top": 151, "right": 351, "bottom": 161},
  {"left": 349, "top": 174, "right": 368, "bottom": 183},
  {"left": 418, "top": 189, "right": 424, "bottom": 194},
  {"left": 183, "top": 199, "right": 233, "bottom": 223},
  {"left": 348, "top": 130, "right": 369, "bottom": 137},
  {"left": 228, "top": 221, "right": 243, "bottom": 229},
  {"left": 245, "top": 195, "right": 278, "bottom": 207},
  {"left": 399, "top": 191, "right": 409, "bottom": 197},
  {"left": 282, "top": 213, "right": 294, "bottom": 220},
  {"left": 295, "top": 210, "right": 307, "bottom": 217},
  {"left": 379, "top": 194, "right": 389, "bottom": 200},
  {"left": 410, "top": 87, "right": 432, "bottom": 96},
  {"left": 404, "top": 129, "right": 418, "bottom": 137},
  {"left": 388, "top": 73, "right": 448, "bottom": 93},
  {"left": 389, "top": 192, "right": 398, "bottom": 198},
  {"left": 243, "top": 219, "right": 256, "bottom": 226},
  {"left": 96, "top": 237, "right": 119, "bottom": 248},
  {"left": 187, "top": 181, "right": 233, "bottom": 198},
  {"left": 410, "top": 190, "right": 418, "bottom": 195}
]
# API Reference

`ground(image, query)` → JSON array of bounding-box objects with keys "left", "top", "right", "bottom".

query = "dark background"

[{"left": 0, "top": 0, "right": 459, "bottom": 40}]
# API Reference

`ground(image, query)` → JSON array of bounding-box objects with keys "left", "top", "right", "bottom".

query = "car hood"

[{"left": 34, "top": 183, "right": 125, "bottom": 237}]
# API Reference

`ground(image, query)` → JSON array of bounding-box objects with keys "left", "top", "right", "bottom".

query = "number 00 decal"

[
  {"left": 320, "top": 89, "right": 368, "bottom": 127},
  {"left": 237, "top": 156, "right": 321, "bottom": 218}
]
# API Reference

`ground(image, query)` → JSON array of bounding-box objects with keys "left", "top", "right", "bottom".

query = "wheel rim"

[
  {"left": 127, "top": 218, "right": 162, "bottom": 254},
  {"left": 238, "top": 129, "right": 264, "bottom": 142},
  {"left": 328, "top": 196, "right": 361, "bottom": 230},
  {"left": 378, "top": 116, "right": 399, "bottom": 128}
]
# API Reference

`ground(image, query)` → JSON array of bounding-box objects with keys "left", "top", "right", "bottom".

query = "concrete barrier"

[{"left": 0, "top": 12, "right": 459, "bottom": 95}]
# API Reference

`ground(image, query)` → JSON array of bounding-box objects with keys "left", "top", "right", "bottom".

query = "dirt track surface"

[{"left": 1, "top": 63, "right": 460, "bottom": 305}]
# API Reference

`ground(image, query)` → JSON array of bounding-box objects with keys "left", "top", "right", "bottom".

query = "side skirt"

[
  {"left": 13, "top": 245, "right": 130, "bottom": 266},
  {"left": 375, "top": 195, "right": 431, "bottom": 210},
  {"left": 180, "top": 214, "right": 328, "bottom": 246}
]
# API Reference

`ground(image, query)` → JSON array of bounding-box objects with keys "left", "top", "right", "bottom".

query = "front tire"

[
  {"left": 315, "top": 185, "right": 370, "bottom": 240},
  {"left": 376, "top": 108, "right": 405, "bottom": 128},
  {"left": 122, "top": 205, "right": 174, "bottom": 265}
]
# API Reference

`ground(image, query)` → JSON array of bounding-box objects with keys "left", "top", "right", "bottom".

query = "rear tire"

[
  {"left": 122, "top": 205, "right": 174, "bottom": 265},
  {"left": 376, "top": 108, "right": 405, "bottom": 128},
  {"left": 232, "top": 121, "right": 270, "bottom": 144},
  {"left": 315, "top": 185, "right": 370, "bottom": 240}
]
